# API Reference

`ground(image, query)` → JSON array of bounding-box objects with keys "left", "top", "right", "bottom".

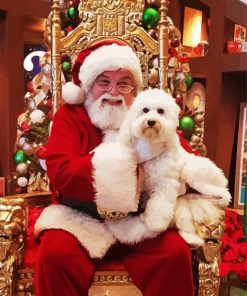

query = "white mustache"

[{"left": 99, "top": 93, "right": 125, "bottom": 105}]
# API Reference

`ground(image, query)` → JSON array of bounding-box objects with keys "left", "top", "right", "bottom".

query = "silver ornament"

[
  {"left": 28, "top": 99, "right": 37, "bottom": 111},
  {"left": 30, "top": 110, "right": 46, "bottom": 124},
  {"left": 18, "top": 137, "right": 26, "bottom": 147},
  {"left": 42, "top": 64, "right": 52, "bottom": 78},
  {"left": 17, "top": 176, "right": 28, "bottom": 187},
  {"left": 22, "top": 143, "right": 35, "bottom": 155},
  {"left": 16, "top": 163, "right": 28, "bottom": 174}
]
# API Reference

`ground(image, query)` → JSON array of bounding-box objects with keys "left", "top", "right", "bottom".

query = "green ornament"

[
  {"left": 62, "top": 61, "right": 71, "bottom": 72},
  {"left": 185, "top": 75, "right": 194, "bottom": 90},
  {"left": 14, "top": 150, "right": 27, "bottom": 164},
  {"left": 67, "top": 7, "right": 77, "bottom": 20},
  {"left": 179, "top": 116, "right": 195, "bottom": 139},
  {"left": 143, "top": 7, "right": 160, "bottom": 29}
]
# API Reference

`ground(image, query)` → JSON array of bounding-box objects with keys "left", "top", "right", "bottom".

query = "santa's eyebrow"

[
  {"left": 119, "top": 76, "right": 132, "bottom": 80},
  {"left": 97, "top": 74, "right": 132, "bottom": 81}
]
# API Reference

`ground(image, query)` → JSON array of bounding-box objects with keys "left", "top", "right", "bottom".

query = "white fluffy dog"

[{"left": 106, "top": 89, "right": 231, "bottom": 246}]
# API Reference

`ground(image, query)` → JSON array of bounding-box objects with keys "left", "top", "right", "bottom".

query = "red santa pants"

[{"left": 35, "top": 229, "right": 194, "bottom": 296}]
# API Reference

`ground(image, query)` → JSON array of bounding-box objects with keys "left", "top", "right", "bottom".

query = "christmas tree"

[{"left": 14, "top": 52, "right": 52, "bottom": 193}]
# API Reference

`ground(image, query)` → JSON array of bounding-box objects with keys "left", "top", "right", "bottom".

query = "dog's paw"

[
  {"left": 178, "top": 230, "right": 204, "bottom": 247},
  {"left": 144, "top": 213, "right": 170, "bottom": 232},
  {"left": 201, "top": 186, "right": 232, "bottom": 207},
  {"left": 143, "top": 199, "right": 173, "bottom": 232}
]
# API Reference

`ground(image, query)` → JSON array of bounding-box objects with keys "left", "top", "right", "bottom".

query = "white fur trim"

[
  {"left": 92, "top": 142, "right": 139, "bottom": 213},
  {"left": 106, "top": 215, "right": 158, "bottom": 244},
  {"left": 79, "top": 44, "right": 143, "bottom": 93},
  {"left": 34, "top": 204, "right": 117, "bottom": 258},
  {"left": 62, "top": 81, "right": 85, "bottom": 104}
]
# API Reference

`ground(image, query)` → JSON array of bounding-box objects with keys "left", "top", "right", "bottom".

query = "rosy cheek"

[
  {"left": 91, "top": 86, "right": 102, "bottom": 100},
  {"left": 124, "top": 94, "right": 134, "bottom": 106}
]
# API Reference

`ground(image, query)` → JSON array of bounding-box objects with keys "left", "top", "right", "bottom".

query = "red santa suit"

[{"left": 34, "top": 42, "right": 194, "bottom": 296}]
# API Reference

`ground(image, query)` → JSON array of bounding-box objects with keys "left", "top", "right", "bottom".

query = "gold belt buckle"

[{"left": 97, "top": 207, "right": 128, "bottom": 220}]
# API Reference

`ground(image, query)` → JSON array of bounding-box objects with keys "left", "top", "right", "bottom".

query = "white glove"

[{"left": 134, "top": 139, "right": 166, "bottom": 163}]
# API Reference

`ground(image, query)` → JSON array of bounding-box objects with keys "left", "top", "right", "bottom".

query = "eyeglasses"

[{"left": 95, "top": 80, "right": 134, "bottom": 94}]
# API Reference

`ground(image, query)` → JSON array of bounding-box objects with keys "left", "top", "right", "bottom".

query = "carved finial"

[{"left": 158, "top": 0, "right": 170, "bottom": 91}]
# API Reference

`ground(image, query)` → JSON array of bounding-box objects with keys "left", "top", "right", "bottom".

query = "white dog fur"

[{"left": 106, "top": 89, "right": 231, "bottom": 246}]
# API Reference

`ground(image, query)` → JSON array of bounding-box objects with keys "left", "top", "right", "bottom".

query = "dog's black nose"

[{"left": 147, "top": 119, "right": 156, "bottom": 127}]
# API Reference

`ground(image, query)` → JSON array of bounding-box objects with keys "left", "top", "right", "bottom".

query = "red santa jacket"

[{"left": 46, "top": 104, "right": 103, "bottom": 203}]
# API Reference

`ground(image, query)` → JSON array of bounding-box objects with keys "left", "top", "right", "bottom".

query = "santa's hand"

[{"left": 134, "top": 139, "right": 165, "bottom": 163}]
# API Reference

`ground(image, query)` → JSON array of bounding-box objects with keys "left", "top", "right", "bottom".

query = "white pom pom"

[
  {"left": 30, "top": 110, "right": 46, "bottom": 124},
  {"left": 17, "top": 177, "right": 28, "bottom": 187},
  {"left": 62, "top": 82, "right": 85, "bottom": 104}
]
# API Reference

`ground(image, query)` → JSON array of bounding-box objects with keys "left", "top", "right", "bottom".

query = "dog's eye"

[
  {"left": 157, "top": 108, "right": 165, "bottom": 114},
  {"left": 143, "top": 108, "right": 149, "bottom": 113}
]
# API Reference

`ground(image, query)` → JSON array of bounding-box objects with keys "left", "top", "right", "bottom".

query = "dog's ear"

[{"left": 118, "top": 108, "right": 135, "bottom": 146}]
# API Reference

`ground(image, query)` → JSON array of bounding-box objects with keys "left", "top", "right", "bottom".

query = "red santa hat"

[{"left": 62, "top": 40, "right": 143, "bottom": 104}]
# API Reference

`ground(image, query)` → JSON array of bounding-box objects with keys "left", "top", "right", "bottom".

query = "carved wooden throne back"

[{"left": 45, "top": 0, "right": 170, "bottom": 114}]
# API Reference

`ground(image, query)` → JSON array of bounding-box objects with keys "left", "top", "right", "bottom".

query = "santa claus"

[{"left": 34, "top": 40, "right": 224, "bottom": 296}]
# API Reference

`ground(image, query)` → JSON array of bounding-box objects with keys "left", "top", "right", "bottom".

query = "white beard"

[{"left": 84, "top": 92, "right": 128, "bottom": 131}]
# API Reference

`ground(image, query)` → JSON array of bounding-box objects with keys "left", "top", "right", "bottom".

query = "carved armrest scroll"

[{"left": 0, "top": 197, "right": 28, "bottom": 296}]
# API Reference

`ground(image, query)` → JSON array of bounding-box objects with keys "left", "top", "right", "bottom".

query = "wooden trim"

[
  {"left": 225, "top": 0, "right": 247, "bottom": 28},
  {"left": 222, "top": 52, "right": 247, "bottom": 72}
]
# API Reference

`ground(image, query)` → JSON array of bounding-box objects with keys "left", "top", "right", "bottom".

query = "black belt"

[{"left": 60, "top": 193, "right": 147, "bottom": 222}]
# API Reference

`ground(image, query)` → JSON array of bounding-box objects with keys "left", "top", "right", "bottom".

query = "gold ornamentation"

[
  {"left": 198, "top": 258, "right": 220, "bottom": 296},
  {"left": 97, "top": 206, "right": 128, "bottom": 220},
  {"left": 93, "top": 271, "right": 132, "bottom": 284},
  {"left": 159, "top": 0, "right": 170, "bottom": 91},
  {"left": 51, "top": 0, "right": 63, "bottom": 115},
  {"left": 0, "top": 198, "right": 27, "bottom": 295},
  {"left": 195, "top": 210, "right": 225, "bottom": 296}
]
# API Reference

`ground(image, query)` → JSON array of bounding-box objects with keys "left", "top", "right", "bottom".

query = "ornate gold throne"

[{"left": 0, "top": 1, "right": 225, "bottom": 295}]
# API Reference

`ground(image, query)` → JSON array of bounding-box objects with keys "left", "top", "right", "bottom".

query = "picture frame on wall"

[{"left": 234, "top": 103, "right": 247, "bottom": 209}]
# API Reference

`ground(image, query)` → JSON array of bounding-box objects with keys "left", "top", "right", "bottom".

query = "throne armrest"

[
  {"left": 195, "top": 206, "right": 225, "bottom": 296},
  {"left": 0, "top": 196, "right": 28, "bottom": 295},
  {"left": 0, "top": 192, "right": 51, "bottom": 295}
]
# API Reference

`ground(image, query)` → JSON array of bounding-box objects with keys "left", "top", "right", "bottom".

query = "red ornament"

[
  {"left": 178, "top": 57, "right": 189, "bottom": 63},
  {"left": 175, "top": 94, "right": 183, "bottom": 106},
  {"left": 168, "top": 47, "right": 178, "bottom": 57},
  {"left": 71, "top": 0, "right": 79, "bottom": 6},
  {"left": 21, "top": 120, "right": 30, "bottom": 131},
  {"left": 43, "top": 99, "right": 53, "bottom": 109},
  {"left": 27, "top": 81, "right": 34, "bottom": 93},
  {"left": 66, "top": 25, "right": 74, "bottom": 34},
  {"left": 170, "top": 38, "right": 180, "bottom": 48},
  {"left": 48, "top": 110, "right": 53, "bottom": 120},
  {"left": 15, "top": 186, "right": 23, "bottom": 194},
  {"left": 36, "top": 146, "right": 48, "bottom": 159}
]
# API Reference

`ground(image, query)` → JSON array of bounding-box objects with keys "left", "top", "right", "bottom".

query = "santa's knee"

[
  {"left": 160, "top": 230, "right": 192, "bottom": 266},
  {"left": 168, "top": 239, "right": 191, "bottom": 267}
]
